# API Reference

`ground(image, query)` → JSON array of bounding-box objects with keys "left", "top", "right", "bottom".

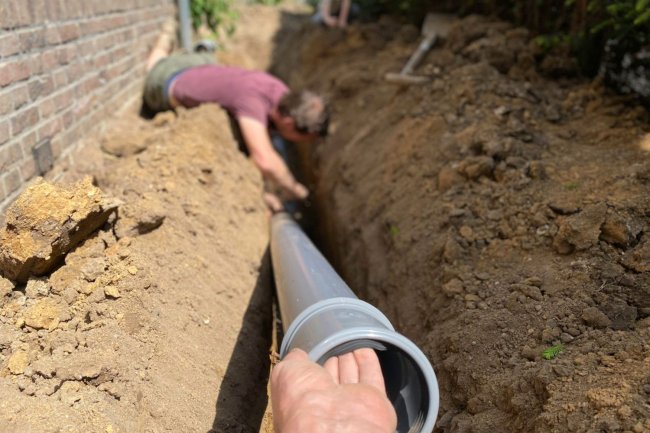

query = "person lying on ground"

[
  {"left": 271, "top": 348, "right": 397, "bottom": 433},
  {"left": 143, "top": 32, "right": 330, "bottom": 212}
]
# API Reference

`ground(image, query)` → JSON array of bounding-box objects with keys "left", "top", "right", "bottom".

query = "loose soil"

[{"left": 1, "top": 4, "right": 649, "bottom": 433}]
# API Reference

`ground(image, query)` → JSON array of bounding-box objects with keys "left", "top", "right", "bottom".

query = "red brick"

[
  {"left": 59, "top": 23, "right": 81, "bottom": 43},
  {"left": 11, "top": 106, "right": 39, "bottom": 135},
  {"left": 0, "top": 140, "right": 23, "bottom": 171},
  {"left": 0, "top": 84, "right": 30, "bottom": 115},
  {"left": 20, "top": 130, "right": 38, "bottom": 156},
  {"left": 61, "top": 109, "right": 74, "bottom": 128},
  {"left": 45, "top": 0, "right": 63, "bottom": 21},
  {"left": 0, "top": 59, "right": 30, "bottom": 87},
  {"left": 28, "top": 76, "right": 54, "bottom": 101},
  {"left": 19, "top": 27, "right": 47, "bottom": 51},
  {"left": 3, "top": 167, "right": 22, "bottom": 195},
  {"left": 45, "top": 26, "right": 60, "bottom": 45},
  {"left": 66, "top": 62, "right": 85, "bottom": 83},
  {"left": 20, "top": 155, "right": 37, "bottom": 180},
  {"left": 0, "top": 33, "right": 20, "bottom": 57},
  {"left": 0, "top": 120, "right": 9, "bottom": 145},
  {"left": 41, "top": 50, "right": 58, "bottom": 70},
  {"left": 0, "top": 2, "right": 32, "bottom": 30},
  {"left": 0, "top": 177, "right": 7, "bottom": 202},
  {"left": 52, "top": 69, "right": 67, "bottom": 87},
  {"left": 29, "top": 0, "right": 48, "bottom": 23},
  {"left": 50, "top": 135, "right": 63, "bottom": 158},
  {"left": 37, "top": 118, "right": 62, "bottom": 141}
]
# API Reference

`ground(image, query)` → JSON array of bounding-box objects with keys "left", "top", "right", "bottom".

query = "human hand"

[
  {"left": 262, "top": 179, "right": 309, "bottom": 212},
  {"left": 271, "top": 348, "right": 397, "bottom": 433}
]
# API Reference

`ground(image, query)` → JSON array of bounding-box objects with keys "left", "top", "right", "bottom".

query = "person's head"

[{"left": 273, "top": 90, "right": 330, "bottom": 143}]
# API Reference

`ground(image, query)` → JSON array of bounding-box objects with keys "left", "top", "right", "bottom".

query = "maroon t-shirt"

[{"left": 171, "top": 65, "right": 289, "bottom": 126}]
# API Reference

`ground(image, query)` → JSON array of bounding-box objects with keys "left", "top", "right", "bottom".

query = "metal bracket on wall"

[{"left": 32, "top": 139, "right": 53, "bottom": 175}]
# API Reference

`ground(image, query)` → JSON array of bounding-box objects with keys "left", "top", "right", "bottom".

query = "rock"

[
  {"left": 552, "top": 203, "right": 607, "bottom": 254},
  {"left": 58, "top": 381, "right": 82, "bottom": 406},
  {"left": 442, "top": 278, "right": 464, "bottom": 296},
  {"left": 582, "top": 307, "right": 612, "bottom": 329},
  {"left": 80, "top": 257, "right": 107, "bottom": 282},
  {"left": 0, "top": 177, "right": 119, "bottom": 283},
  {"left": 460, "top": 156, "right": 495, "bottom": 180},
  {"left": 438, "top": 166, "right": 464, "bottom": 191},
  {"left": 560, "top": 333, "right": 574, "bottom": 343},
  {"left": 4, "top": 350, "right": 30, "bottom": 374},
  {"left": 0, "top": 325, "right": 20, "bottom": 350},
  {"left": 521, "top": 346, "right": 538, "bottom": 361},
  {"left": 541, "top": 326, "right": 561, "bottom": 342},
  {"left": 0, "top": 276, "right": 13, "bottom": 300},
  {"left": 30, "top": 358, "right": 56, "bottom": 378},
  {"left": 87, "top": 288, "right": 106, "bottom": 303},
  {"left": 23, "top": 298, "right": 65, "bottom": 330},
  {"left": 512, "top": 283, "right": 543, "bottom": 301},
  {"left": 600, "top": 299, "right": 637, "bottom": 330},
  {"left": 506, "top": 156, "right": 527, "bottom": 169},
  {"left": 548, "top": 200, "right": 580, "bottom": 215},
  {"left": 114, "top": 197, "right": 166, "bottom": 239},
  {"left": 600, "top": 214, "right": 642, "bottom": 248},
  {"left": 621, "top": 240, "right": 650, "bottom": 272},
  {"left": 25, "top": 277, "right": 49, "bottom": 298},
  {"left": 459, "top": 226, "right": 475, "bottom": 241},
  {"left": 104, "top": 286, "right": 121, "bottom": 299},
  {"left": 527, "top": 161, "right": 546, "bottom": 179},
  {"left": 100, "top": 129, "right": 151, "bottom": 157},
  {"left": 521, "top": 276, "right": 543, "bottom": 287}
]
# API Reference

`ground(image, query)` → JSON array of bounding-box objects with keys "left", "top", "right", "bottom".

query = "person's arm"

[
  {"left": 337, "top": 0, "right": 351, "bottom": 27},
  {"left": 271, "top": 348, "right": 397, "bottom": 433},
  {"left": 238, "top": 116, "right": 308, "bottom": 204},
  {"left": 319, "top": 0, "right": 339, "bottom": 27}
]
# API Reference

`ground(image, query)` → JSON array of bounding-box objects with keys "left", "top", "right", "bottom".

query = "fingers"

[
  {"left": 354, "top": 348, "right": 387, "bottom": 394},
  {"left": 323, "top": 356, "right": 339, "bottom": 384},
  {"left": 338, "top": 352, "right": 360, "bottom": 384},
  {"left": 292, "top": 182, "right": 309, "bottom": 200},
  {"left": 263, "top": 192, "right": 284, "bottom": 212}
]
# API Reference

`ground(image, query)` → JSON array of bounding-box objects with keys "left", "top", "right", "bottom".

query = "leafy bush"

[{"left": 190, "top": 0, "right": 238, "bottom": 40}]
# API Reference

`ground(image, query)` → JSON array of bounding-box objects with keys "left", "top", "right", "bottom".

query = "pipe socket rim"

[{"left": 280, "top": 297, "right": 394, "bottom": 357}]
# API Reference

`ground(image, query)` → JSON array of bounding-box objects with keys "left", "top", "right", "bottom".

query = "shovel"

[{"left": 385, "top": 13, "right": 454, "bottom": 85}]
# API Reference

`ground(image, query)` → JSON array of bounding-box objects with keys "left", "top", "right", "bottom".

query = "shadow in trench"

[{"left": 209, "top": 249, "right": 274, "bottom": 433}]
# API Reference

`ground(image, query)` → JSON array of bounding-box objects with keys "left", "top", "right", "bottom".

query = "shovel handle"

[{"left": 401, "top": 32, "right": 437, "bottom": 75}]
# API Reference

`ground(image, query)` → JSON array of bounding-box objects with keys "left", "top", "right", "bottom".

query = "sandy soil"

[{"left": 1, "top": 4, "right": 650, "bottom": 433}]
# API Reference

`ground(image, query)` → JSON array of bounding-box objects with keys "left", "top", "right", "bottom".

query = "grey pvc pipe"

[
  {"left": 270, "top": 213, "right": 440, "bottom": 433},
  {"left": 178, "top": 0, "right": 192, "bottom": 52}
]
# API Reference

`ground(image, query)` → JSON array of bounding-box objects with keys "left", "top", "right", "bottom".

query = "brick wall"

[{"left": 0, "top": 0, "right": 176, "bottom": 211}]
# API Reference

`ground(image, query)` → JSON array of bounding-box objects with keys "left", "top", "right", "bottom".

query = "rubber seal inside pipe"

[{"left": 307, "top": 330, "right": 439, "bottom": 433}]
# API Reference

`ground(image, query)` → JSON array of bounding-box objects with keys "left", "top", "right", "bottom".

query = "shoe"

[{"left": 193, "top": 39, "right": 217, "bottom": 53}]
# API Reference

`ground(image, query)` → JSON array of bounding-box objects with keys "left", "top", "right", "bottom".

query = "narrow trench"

[{"left": 260, "top": 8, "right": 650, "bottom": 433}]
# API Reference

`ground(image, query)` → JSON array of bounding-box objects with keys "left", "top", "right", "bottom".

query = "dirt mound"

[
  {"left": 0, "top": 105, "right": 273, "bottom": 433},
  {"left": 275, "top": 14, "right": 650, "bottom": 433}
]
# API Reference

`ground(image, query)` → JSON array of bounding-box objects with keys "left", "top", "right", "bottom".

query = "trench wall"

[{"left": 0, "top": 0, "right": 176, "bottom": 211}]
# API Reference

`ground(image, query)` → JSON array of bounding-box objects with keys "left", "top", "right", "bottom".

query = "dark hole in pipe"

[{"left": 318, "top": 341, "right": 430, "bottom": 433}]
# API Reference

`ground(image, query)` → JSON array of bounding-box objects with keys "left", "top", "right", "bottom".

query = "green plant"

[
  {"left": 190, "top": 0, "right": 238, "bottom": 40},
  {"left": 542, "top": 344, "right": 565, "bottom": 360},
  {"left": 564, "top": 181, "right": 581, "bottom": 190}
]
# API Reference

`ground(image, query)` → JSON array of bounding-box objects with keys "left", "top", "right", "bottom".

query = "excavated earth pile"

[
  {"left": 0, "top": 106, "right": 274, "bottom": 433},
  {"left": 1, "top": 5, "right": 650, "bottom": 433},
  {"left": 273, "top": 13, "right": 650, "bottom": 433}
]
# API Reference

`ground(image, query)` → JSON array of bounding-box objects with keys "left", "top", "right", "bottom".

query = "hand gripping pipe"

[{"left": 270, "top": 213, "right": 439, "bottom": 433}]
